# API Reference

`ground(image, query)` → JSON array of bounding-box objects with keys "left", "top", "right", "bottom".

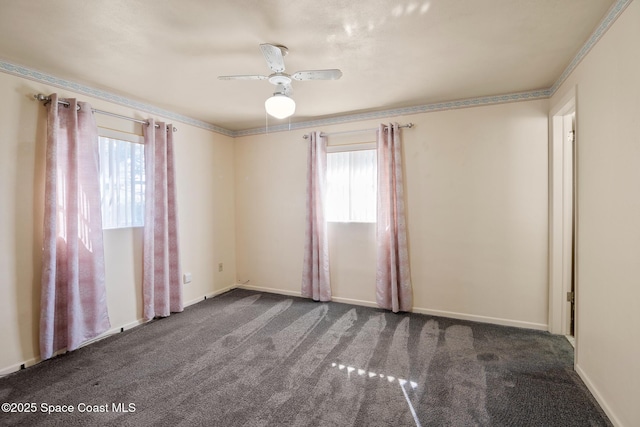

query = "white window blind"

[
  {"left": 98, "top": 134, "right": 145, "bottom": 229},
  {"left": 326, "top": 149, "right": 377, "bottom": 222}
]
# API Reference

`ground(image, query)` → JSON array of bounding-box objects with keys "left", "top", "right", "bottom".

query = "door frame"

[{"left": 548, "top": 87, "right": 578, "bottom": 337}]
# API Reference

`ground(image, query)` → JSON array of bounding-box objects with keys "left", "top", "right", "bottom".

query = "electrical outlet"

[
  {"left": 183, "top": 273, "right": 192, "bottom": 284},
  {"left": 218, "top": 263, "right": 223, "bottom": 272}
]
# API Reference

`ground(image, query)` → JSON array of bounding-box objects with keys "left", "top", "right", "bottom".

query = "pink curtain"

[
  {"left": 376, "top": 123, "right": 412, "bottom": 312},
  {"left": 40, "top": 94, "right": 110, "bottom": 360},
  {"left": 301, "top": 132, "right": 331, "bottom": 301},
  {"left": 143, "top": 119, "right": 183, "bottom": 320}
]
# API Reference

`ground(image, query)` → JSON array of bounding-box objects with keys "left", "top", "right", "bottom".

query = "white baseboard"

[
  {"left": 331, "top": 296, "right": 378, "bottom": 308},
  {"left": 237, "top": 285, "right": 378, "bottom": 308},
  {"left": 184, "top": 284, "right": 238, "bottom": 307},
  {"left": 0, "top": 318, "right": 149, "bottom": 378},
  {"left": 236, "top": 284, "right": 547, "bottom": 331},
  {"left": 0, "top": 357, "right": 39, "bottom": 376},
  {"left": 0, "top": 287, "right": 234, "bottom": 378},
  {"left": 81, "top": 319, "right": 149, "bottom": 348},
  {"left": 412, "top": 307, "right": 548, "bottom": 331},
  {"left": 575, "top": 364, "right": 622, "bottom": 427},
  {"left": 237, "top": 284, "right": 301, "bottom": 298},
  {"left": 1, "top": 285, "right": 548, "bottom": 377}
]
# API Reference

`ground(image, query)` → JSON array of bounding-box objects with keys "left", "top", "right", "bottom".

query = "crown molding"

[
  {"left": 234, "top": 89, "right": 552, "bottom": 137},
  {"left": 239, "top": 0, "right": 632, "bottom": 136},
  {"left": 0, "top": 0, "right": 630, "bottom": 137},
  {"left": 0, "top": 60, "right": 234, "bottom": 137},
  {"left": 549, "top": 0, "right": 632, "bottom": 95}
]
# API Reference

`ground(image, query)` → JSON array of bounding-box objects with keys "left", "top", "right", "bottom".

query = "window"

[
  {"left": 98, "top": 129, "right": 145, "bottom": 229},
  {"left": 326, "top": 148, "right": 377, "bottom": 222}
]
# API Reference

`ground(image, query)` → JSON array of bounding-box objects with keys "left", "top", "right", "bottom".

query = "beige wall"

[
  {"left": 235, "top": 99, "right": 550, "bottom": 329},
  {"left": 550, "top": 2, "right": 640, "bottom": 426},
  {"left": 0, "top": 72, "right": 236, "bottom": 373}
]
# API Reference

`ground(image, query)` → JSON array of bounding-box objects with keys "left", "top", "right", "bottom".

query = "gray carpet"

[{"left": 0, "top": 289, "right": 611, "bottom": 426}]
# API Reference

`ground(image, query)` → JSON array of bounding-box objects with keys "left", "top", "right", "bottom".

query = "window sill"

[
  {"left": 327, "top": 221, "right": 376, "bottom": 224},
  {"left": 103, "top": 225, "right": 144, "bottom": 231}
]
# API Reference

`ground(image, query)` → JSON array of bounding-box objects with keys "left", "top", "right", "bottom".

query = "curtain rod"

[
  {"left": 302, "top": 123, "right": 414, "bottom": 139},
  {"left": 34, "top": 94, "right": 177, "bottom": 132}
]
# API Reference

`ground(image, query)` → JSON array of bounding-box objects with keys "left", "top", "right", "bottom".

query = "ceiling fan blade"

[
  {"left": 259, "top": 43, "right": 286, "bottom": 73},
  {"left": 218, "top": 74, "right": 268, "bottom": 80},
  {"left": 292, "top": 69, "right": 343, "bottom": 81}
]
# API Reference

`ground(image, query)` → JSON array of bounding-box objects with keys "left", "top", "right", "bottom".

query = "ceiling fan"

[{"left": 218, "top": 43, "right": 342, "bottom": 119}]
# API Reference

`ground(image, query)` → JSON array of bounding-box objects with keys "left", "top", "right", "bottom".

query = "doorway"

[
  {"left": 549, "top": 93, "right": 577, "bottom": 342},
  {"left": 562, "top": 111, "right": 576, "bottom": 338}
]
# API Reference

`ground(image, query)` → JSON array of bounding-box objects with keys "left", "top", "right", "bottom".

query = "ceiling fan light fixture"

[{"left": 265, "top": 93, "right": 296, "bottom": 119}]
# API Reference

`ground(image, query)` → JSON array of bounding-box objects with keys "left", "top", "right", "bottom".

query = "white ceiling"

[{"left": 0, "top": 0, "right": 615, "bottom": 131}]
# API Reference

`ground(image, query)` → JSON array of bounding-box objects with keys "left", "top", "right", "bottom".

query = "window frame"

[
  {"left": 97, "top": 127, "right": 145, "bottom": 230},
  {"left": 325, "top": 142, "right": 377, "bottom": 224}
]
